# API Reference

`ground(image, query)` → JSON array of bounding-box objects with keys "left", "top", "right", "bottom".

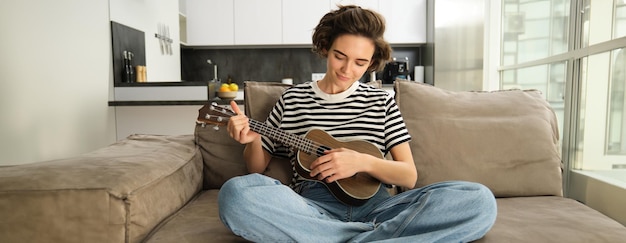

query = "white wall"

[
  {"left": 109, "top": 0, "right": 181, "bottom": 82},
  {"left": 115, "top": 106, "right": 202, "bottom": 139},
  {"left": 0, "top": 0, "right": 116, "bottom": 165}
]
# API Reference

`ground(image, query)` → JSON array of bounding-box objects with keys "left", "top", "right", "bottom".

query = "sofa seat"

[
  {"left": 144, "top": 190, "right": 245, "bottom": 243},
  {"left": 145, "top": 191, "right": 626, "bottom": 243},
  {"left": 478, "top": 196, "right": 626, "bottom": 242}
]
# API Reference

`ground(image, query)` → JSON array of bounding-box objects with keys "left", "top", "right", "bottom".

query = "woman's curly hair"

[{"left": 312, "top": 5, "right": 392, "bottom": 72}]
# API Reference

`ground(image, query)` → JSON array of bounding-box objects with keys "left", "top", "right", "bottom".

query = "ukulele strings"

[
  {"left": 212, "top": 104, "right": 330, "bottom": 156},
  {"left": 248, "top": 119, "right": 329, "bottom": 156}
]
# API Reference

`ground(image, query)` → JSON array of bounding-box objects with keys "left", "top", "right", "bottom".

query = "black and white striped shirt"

[{"left": 261, "top": 81, "right": 411, "bottom": 184}]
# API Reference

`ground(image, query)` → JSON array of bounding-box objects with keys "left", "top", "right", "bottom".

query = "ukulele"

[{"left": 197, "top": 103, "right": 382, "bottom": 206}]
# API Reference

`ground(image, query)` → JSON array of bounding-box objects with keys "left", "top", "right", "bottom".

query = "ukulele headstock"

[{"left": 196, "top": 102, "right": 237, "bottom": 130}]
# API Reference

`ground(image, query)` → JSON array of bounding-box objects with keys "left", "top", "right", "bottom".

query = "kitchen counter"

[
  {"left": 110, "top": 81, "right": 242, "bottom": 140},
  {"left": 109, "top": 81, "right": 243, "bottom": 106},
  {"left": 108, "top": 100, "right": 243, "bottom": 106},
  {"left": 114, "top": 81, "right": 207, "bottom": 87},
  {"left": 109, "top": 81, "right": 394, "bottom": 106}
]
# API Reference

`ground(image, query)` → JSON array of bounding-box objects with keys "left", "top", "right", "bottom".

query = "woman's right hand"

[{"left": 226, "top": 100, "right": 260, "bottom": 144}]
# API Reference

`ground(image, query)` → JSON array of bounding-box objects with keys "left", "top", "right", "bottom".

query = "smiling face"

[{"left": 322, "top": 34, "right": 375, "bottom": 90}]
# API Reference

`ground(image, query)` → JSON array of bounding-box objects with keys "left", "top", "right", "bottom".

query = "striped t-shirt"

[{"left": 261, "top": 80, "right": 411, "bottom": 185}]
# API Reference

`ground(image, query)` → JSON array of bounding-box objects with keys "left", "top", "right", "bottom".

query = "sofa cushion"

[
  {"left": 0, "top": 134, "right": 203, "bottom": 243},
  {"left": 244, "top": 81, "right": 294, "bottom": 122},
  {"left": 394, "top": 80, "right": 563, "bottom": 197},
  {"left": 195, "top": 123, "right": 292, "bottom": 189},
  {"left": 196, "top": 81, "right": 295, "bottom": 189}
]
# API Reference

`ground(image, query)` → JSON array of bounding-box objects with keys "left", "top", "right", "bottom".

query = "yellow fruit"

[
  {"left": 221, "top": 83, "right": 229, "bottom": 88},
  {"left": 229, "top": 83, "right": 239, "bottom": 91},
  {"left": 219, "top": 86, "right": 230, "bottom": 92}
]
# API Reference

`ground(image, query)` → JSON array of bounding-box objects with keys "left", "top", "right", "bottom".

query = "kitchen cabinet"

[
  {"left": 282, "top": 0, "right": 331, "bottom": 45},
  {"left": 379, "top": 0, "right": 426, "bottom": 44},
  {"left": 184, "top": 0, "right": 426, "bottom": 46},
  {"left": 234, "top": 0, "right": 282, "bottom": 45},
  {"left": 332, "top": 0, "right": 427, "bottom": 44},
  {"left": 332, "top": 0, "right": 379, "bottom": 11},
  {"left": 186, "top": 0, "right": 234, "bottom": 45},
  {"left": 179, "top": 0, "right": 187, "bottom": 44}
]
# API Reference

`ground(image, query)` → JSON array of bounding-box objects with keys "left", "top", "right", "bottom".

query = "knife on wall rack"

[
  {"left": 155, "top": 23, "right": 173, "bottom": 55},
  {"left": 165, "top": 25, "right": 172, "bottom": 55},
  {"left": 155, "top": 23, "right": 164, "bottom": 55}
]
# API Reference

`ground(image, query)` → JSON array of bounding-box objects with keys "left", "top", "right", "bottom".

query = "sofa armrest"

[{"left": 0, "top": 134, "right": 203, "bottom": 243}]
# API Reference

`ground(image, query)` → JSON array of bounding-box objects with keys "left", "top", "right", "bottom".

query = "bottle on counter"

[
  {"left": 135, "top": 65, "right": 147, "bottom": 82},
  {"left": 127, "top": 51, "right": 135, "bottom": 83},
  {"left": 122, "top": 51, "right": 129, "bottom": 82},
  {"left": 123, "top": 51, "right": 135, "bottom": 83}
]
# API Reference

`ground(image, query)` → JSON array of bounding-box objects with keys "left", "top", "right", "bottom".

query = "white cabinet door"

[
  {"left": 379, "top": 0, "right": 426, "bottom": 44},
  {"left": 283, "top": 0, "right": 331, "bottom": 45},
  {"left": 234, "top": 0, "right": 282, "bottom": 45},
  {"left": 185, "top": 0, "right": 234, "bottom": 45},
  {"left": 332, "top": 0, "right": 379, "bottom": 11}
]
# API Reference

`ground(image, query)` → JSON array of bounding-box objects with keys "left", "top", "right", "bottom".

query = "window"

[
  {"left": 608, "top": 49, "right": 626, "bottom": 156},
  {"left": 499, "top": 1, "right": 626, "bottom": 178},
  {"left": 500, "top": 0, "right": 570, "bottom": 143},
  {"left": 575, "top": 0, "right": 626, "bottom": 170},
  {"left": 502, "top": 0, "right": 569, "bottom": 66}
]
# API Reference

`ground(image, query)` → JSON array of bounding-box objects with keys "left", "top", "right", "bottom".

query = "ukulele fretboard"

[{"left": 248, "top": 119, "right": 330, "bottom": 156}]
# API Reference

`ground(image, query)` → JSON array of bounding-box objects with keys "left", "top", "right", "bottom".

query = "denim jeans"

[{"left": 218, "top": 173, "right": 497, "bottom": 243}]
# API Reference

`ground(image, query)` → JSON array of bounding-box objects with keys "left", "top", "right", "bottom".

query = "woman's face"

[{"left": 325, "top": 34, "right": 375, "bottom": 85}]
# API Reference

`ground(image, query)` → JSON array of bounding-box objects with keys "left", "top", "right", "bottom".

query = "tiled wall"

[{"left": 181, "top": 47, "right": 421, "bottom": 85}]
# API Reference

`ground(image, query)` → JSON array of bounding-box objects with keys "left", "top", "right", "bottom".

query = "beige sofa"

[{"left": 1, "top": 80, "right": 625, "bottom": 242}]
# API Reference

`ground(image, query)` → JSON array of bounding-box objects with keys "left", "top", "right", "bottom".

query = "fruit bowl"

[{"left": 217, "top": 91, "right": 237, "bottom": 100}]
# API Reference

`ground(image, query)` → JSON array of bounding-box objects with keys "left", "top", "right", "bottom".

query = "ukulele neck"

[{"left": 248, "top": 119, "right": 325, "bottom": 156}]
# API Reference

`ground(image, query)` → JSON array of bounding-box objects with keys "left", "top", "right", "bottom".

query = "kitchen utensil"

[
  {"left": 165, "top": 25, "right": 171, "bottom": 55},
  {"left": 157, "top": 23, "right": 164, "bottom": 55}
]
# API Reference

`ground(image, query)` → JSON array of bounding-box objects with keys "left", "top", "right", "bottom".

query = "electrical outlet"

[{"left": 311, "top": 73, "right": 325, "bottom": 81}]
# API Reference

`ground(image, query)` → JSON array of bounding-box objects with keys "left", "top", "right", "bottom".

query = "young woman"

[{"left": 219, "top": 5, "right": 497, "bottom": 242}]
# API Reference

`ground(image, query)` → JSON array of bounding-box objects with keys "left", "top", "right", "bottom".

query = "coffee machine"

[{"left": 382, "top": 57, "right": 410, "bottom": 84}]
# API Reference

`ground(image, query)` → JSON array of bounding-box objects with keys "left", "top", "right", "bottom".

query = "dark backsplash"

[
  {"left": 181, "top": 47, "right": 422, "bottom": 85},
  {"left": 111, "top": 21, "right": 146, "bottom": 84}
]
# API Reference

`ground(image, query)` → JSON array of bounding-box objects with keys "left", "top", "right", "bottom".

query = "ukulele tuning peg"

[
  {"left": 205, "top": 114, "right": 211, "bottom": 119},
  {"left": 212, "top": 125, "right": 220, "bottom": 131},
  {"left": 201, "top": 123, "right": 206, "bottom": 128}
]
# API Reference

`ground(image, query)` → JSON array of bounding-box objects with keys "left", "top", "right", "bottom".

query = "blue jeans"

[{"left": 218, "top": 174, "right": 496, "bottom": 243}]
